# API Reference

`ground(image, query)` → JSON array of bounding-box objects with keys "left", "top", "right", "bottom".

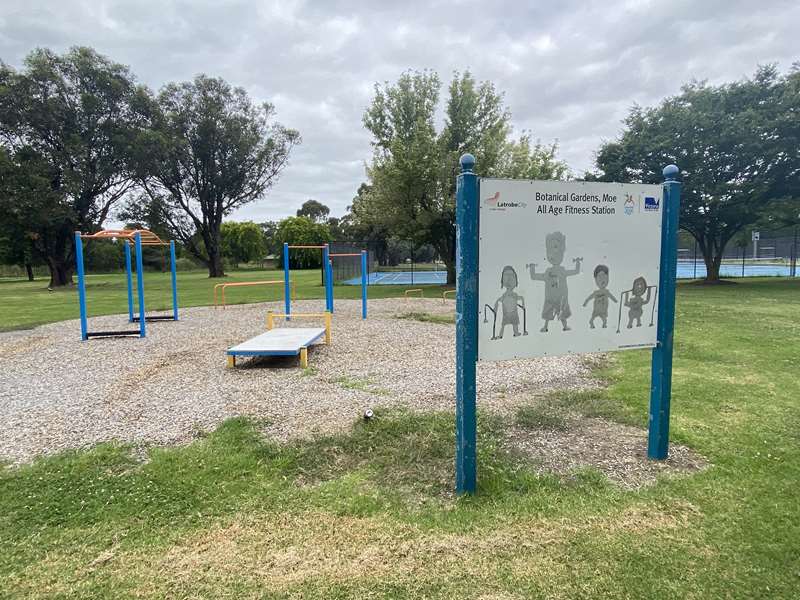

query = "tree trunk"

[
  {"left": 445, "top": 259, "right": 456, "bottom": 286},
  {"left": 25, "top": 263, "right": 34, "bottom": 282},
  {"left": 700, "top": 244, "right": 723, "bottom": 283},
  {"left": 208, "top": 251, "right": 225, "bottom": 277},
  {"left": 47, "top": 258, "right": 73, "bottom": 288}
]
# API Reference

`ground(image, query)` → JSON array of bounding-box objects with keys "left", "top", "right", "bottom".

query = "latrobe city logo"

[
  {"left": 624, "top": 194, "right": 635, "bottom": 215},
  {"left": 644, "top": 196, "right": 660, "bottom": 212},
  {"left": 483, "top": 192, "right": 526, "bottom": 211}
]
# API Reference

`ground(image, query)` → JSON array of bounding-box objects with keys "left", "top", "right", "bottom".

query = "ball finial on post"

[
  {"left": 460, "top": 153, "right": 476, "bottom": 173},
  {"left": 663, "top": 164, "right": 679, "bottom": 181}
]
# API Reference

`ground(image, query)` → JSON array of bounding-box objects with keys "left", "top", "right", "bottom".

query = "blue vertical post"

[
  {"left": 134, "top": 232, "right": 147, "bottom": 338},
  {"left": 648, "top": 165, "right": 681, "bottom": 459},
  {"left": 124, "top": 242, "right": 134, "bottom": 322},
  {"left": 283, "top": 242, "right": 291, "bottom": 320},
  {"left": 361, "top": 250, "right": 368, "bottom": 319},
  {"left": 455, "top": 153, "right": 479, "bottom": 494},
  {"left": 74, "top": 232, "right": 89, "bottom": 341},
  {"left": 170, "top": 240, "right": 179, "bottom": 320},
  {"left": 323, "top": 244, "right": 333, "bottom": 313}
]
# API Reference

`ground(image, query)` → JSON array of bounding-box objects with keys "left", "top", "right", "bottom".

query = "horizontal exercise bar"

[
  {"left": 86, "top": 330, "right": 142, "bottom": 338},
  {"left": 132, "top": 315, "right": 177, "bottom": 322},
  {"left": 329, "top": 253, "right": 363, "bottom": 257},
  {"left": 287, "top": 245, "right": 328, "bottom": 249}
]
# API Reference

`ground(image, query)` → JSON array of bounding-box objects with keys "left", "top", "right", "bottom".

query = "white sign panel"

[{"left": 478, "top": 179, "right": 663, "bottom": 361}]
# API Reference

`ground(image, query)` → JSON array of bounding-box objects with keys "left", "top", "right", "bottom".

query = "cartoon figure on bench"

[
  {"left": 483, "top": 266, "right": 528, "bottom": 339},
  {"left": 528, "top": 232, "right": 582, "bottom": 332},
  {"left": 582, "top": 264, "right": 618, "bottom": 329},
  {"left": 624, "top": 276, "right": 651, "bottom": 328}
]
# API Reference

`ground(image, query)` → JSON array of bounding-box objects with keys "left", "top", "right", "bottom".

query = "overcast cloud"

[{"left": 1, "top": 0, "right": 797, "bottom": 222}]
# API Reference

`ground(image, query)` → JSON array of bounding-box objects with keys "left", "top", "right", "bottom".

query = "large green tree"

[
  {"left": 0, "top": 47, "right": 151, "bottom": 286},
  {"left": 275, "top": 216, "right": 331, "bottom": 269},
  {"left": 137, "top": 75, "right": 299, "bottom": 278},
  {"left": 296, "top": 199, "right": 330, "bottom": 223},
  {"left": 595, "top": 65, "right": 800, "bottom": 282},
  {"left": 361, "top": 70, "right": 568, "bottom": 283},
  {"left": 220, "top": 221, "right": 267, "bottom": 267}
]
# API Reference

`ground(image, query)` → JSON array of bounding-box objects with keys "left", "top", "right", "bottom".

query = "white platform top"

[{"left": 227, "top": 328, "right": 325, "bottom": 355}]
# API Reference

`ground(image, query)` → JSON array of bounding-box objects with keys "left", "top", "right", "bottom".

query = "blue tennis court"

[
  {"left": 343, "top": 264, "right": 796, "bottom": 285},
  {"left": 343, "top": 270, "right": 447, "bottom": 285}
]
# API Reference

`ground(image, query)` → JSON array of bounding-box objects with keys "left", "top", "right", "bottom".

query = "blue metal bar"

[
  {"left": 134, "top": 232, "right": 147, "bottom": 338},
  {"left": 323, "top": 244, "right": 333, "bottom": 313},
  {"left": 648, "top": 165, "right": 681, "bottom": 459},
  {"left": 170, "top": 240, "right": 179, "bottom": 320},
  {"left": 74, "top": 232, "right": 89, "bottom": 341},
  {"left": 283, "top": 242, "right": 291, "bottom": 320},
  {"left": 361, "top": 250, "right": 368, "bottom": 319},
  {"left": 455, "top": 153, "right": 479, "bottom": 494},
  {"left": 124, "top": 242, "right": 134, "bottom": 322}
]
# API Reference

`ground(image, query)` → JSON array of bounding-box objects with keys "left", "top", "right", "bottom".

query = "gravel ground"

[{"left": 0, "top": 298, "right": 704, "bottom": 485}]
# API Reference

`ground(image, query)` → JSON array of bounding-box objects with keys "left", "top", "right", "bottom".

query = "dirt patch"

[{"left": 504, "top": 415, "right": 709, "bottom": 489}]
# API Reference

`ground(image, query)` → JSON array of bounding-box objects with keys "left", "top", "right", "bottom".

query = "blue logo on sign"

[{"left": 644, "top": 196, "right": 659, "bottom": 211}]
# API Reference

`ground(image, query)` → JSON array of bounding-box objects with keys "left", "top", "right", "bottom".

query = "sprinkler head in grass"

[{"left": 363, "top": 409, "right": 374, "bottom": 421}]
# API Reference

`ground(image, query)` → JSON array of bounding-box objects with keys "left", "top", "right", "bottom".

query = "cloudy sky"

[{"left": 1, "top": 0, "right": 797, "bottom": 222}]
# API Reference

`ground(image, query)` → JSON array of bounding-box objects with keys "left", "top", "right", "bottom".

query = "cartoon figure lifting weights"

[
  {"left": 582, "top": 264, "right": 618, "bottom": 329},
  {"left": 527, "top": 231, "right": 582, "bottom": 332},
  {"left": 483, "top": 265, "right": 528, "bottom": 339},
  {"left": 615, "top": 276, "right": 658, "bottom": 332}
]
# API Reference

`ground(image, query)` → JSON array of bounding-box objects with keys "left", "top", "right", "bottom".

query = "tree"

[
  {"left": 296, "top": 199, "right": 330, "bottom": 223},
  {"left": 0, "top": 47, "right": 151, "bottom": 287},
  {"left": 138, "top": 74, "right": 299, "bottom": 278},
  {"left": 361, "top": 70, "right": 568, "bottom": 283},
  {"left": 595, "top": 65, "right": 800, "bottom": 282},
  {"left": 220, "top": 221, "right": 267, "bottom": 267},
  {"left": 259, "top": 220, "right": 280, "bottom": 256},
  {"left": 275, "top": 216, "right": 331, "bottom": 269}
]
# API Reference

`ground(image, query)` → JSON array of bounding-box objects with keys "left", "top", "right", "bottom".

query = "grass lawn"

[
  {"left": 1, "top": 279, "right": 799, "bottom": 598},
  {"left": 0, "top": 269, "right": 450, "bottom": 332}
]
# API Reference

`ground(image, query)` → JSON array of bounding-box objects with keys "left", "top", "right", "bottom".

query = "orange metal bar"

[
  {"left": 80, "top": 229, "right": 169, "bottom": 246},
  {"left": 213, "top": 280, "right": 295, "bottom": 309},
  {"left": 329, "top": 253, "right": 362, "bottom": 257},
  {"left": 287, "top": 245, "right": 328, "bottom": 249}
]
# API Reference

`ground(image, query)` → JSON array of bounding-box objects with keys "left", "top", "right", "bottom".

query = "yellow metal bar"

[
  {"left": 226, "top": 355, "right": 235, "bottom": 368},
  {"left": 299, "top": 347, "right": 308, "bottom": 368},
  {"left": 442, "top": 289, "right": 456, "bottom": 303},
  {"left": 266, "top": 311, "right": 274, "bottom": 330},
  {"left": 405, "top": 288, "right": 424, "bottom": 299},
  {"left": 324, "top": 312, "right": 332, "bottom": 344}
]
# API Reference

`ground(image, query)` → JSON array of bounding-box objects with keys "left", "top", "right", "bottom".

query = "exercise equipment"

[
  {"left": 328, "top": 250, "right": 368, "bottom": 319},
  {"left": 74, "top": 229, "right": 179, "bottom": 340},
  {"left": 442, "top": 289, "right": 456, "bottom": 303},
  {"left": 226, "top": 311, "right": 332, "bottom": 368},
  {"left": 213, "top": 279, "right": 296, "bottom": 309}
]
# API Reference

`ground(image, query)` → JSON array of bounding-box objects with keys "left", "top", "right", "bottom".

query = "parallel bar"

[
  {"left": 170, "top": 240, "right": 179, "bottom": 320},
  {"left": 329, "top": 253, "right": 362, "bottom": 257},
  {"left": 361, "top": 250, "right": 368, "bottom": 319},
  {"left": 124, "top": 242, "right": 134, "bottom": 322},
  {"left": 455, "top": 153, "right": 479, "bottom": 495},
  {"left": 648, "top": 165, "right": 682, "bottom": 459},
  {"left": 86, "top": 330, "right": 142, "bottom": 338},
  {"left": 287, "top": 245, "right": 328, "bottom": 249},
  {"left": 283, "top": 242, "right": 291, "bottom": 320},
  {"left": 134, "top": 232, "right": 147, "bottom": 338},
  {"left": 74, "top": 232, "right": 89, "bottom": 341}
]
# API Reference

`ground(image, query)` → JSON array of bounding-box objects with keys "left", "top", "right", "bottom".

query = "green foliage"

[
  {"left": 296, "top": 199, "right": 330, "bottom": 223},
  {"left": 595, "top": 65, "right": 800, "bottom": 282},
  {"left": 221, "top": 221, "right": 267, "bottom": 266},
  {"left": 0, "top": 46, "right": 150, "bottom": 286},
  {"left": 275, "top": 216, "right": 331, "bottom": 269},
  {"left": 137, "top": 74, "right": 300, "bottom": 277},
  {"left": 359, "top": 70, "right": 568, "bottom": 284}
]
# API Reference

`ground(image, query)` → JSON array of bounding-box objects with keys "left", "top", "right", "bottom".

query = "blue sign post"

[
  {"left": 455, "top": 153, "right": 479, "bottom": 494},
  {"left": 648, "top": 165, "right": 681, "bottom": 459}
]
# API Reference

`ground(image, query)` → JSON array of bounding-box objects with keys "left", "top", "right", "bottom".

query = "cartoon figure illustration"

[
  {"left": 582, "top": 264, "right": 618, "bottom": 329},
  {"left": 614, "top": 276, "right": 659, "bottom": 333},
  {"left": 483, "top": 265, "right": 528, "bottom": 339},
  {"left": 527, "top": 232, "right": 582, "bottom": 332}
]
